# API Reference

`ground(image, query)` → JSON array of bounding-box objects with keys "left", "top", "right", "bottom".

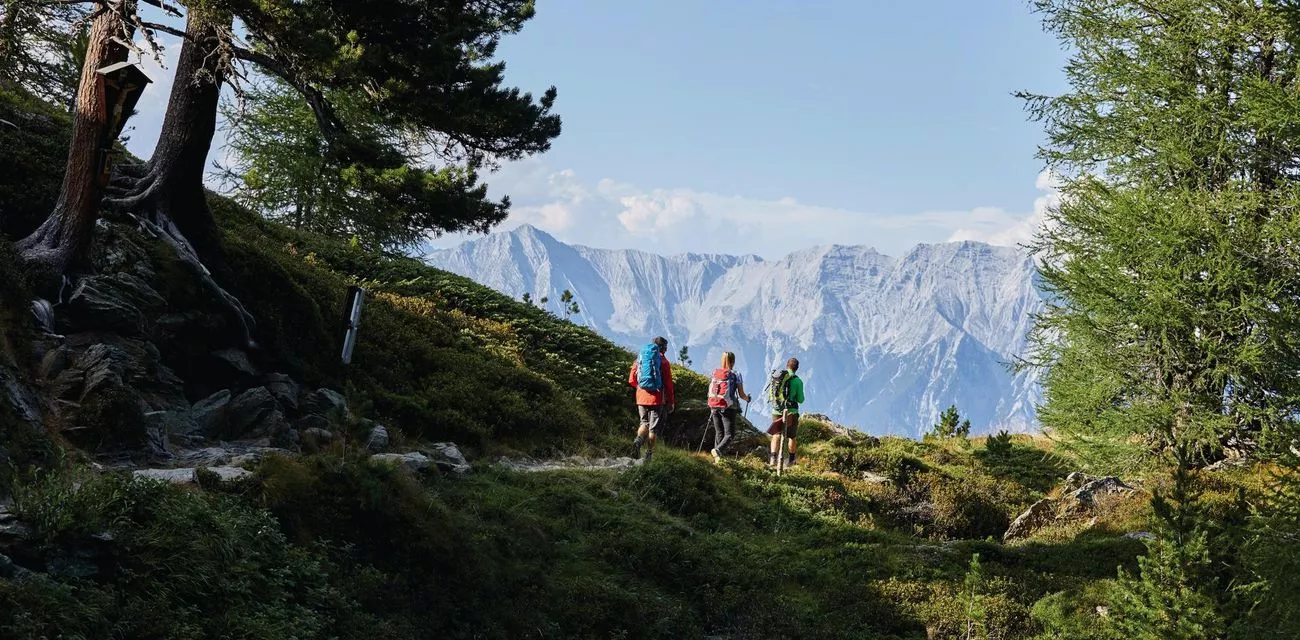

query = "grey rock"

[
  {"left": 303, "top": 388, "right": 348, "bottom": 424},
  {"left": 226, "top": 387, "right": 284, "bottom": 438},
  {"left": 371, "top": 452, "right": 432, "bottom": 474},
  {"left": 301, "top": 427, "right": 333, "bottom": 453},
  {"left": 211, "top": 348, "right": 258, "bottom": 378},
  {"left": 190, "top": 389, "right": 232, "bottom": 436},
  {"left": 1004, "top": 497, "right": 1059, "bottom": 541},
  {"left": 426, "top": 442, "right": 471, "bottom": 475},
  {"left": 62, "top": 273, "right": 164, "bottom": 335},
  {"left": 496, "top": 455, "right": 638, "bottom": 473},
  {"left": 365, "top": 424, "right": 390, "bottom": 453},
  {"left": 1066, "top": 476, "right": 1134, "bottom": 509},
  {"left": 146, "top": 409, "right": 200, "bottom": 439},
  {"left": 270, "top": 427, "right": 299, "bottom": 450},
  {"left": 861, "top": 471, "right": 891, "bottom": 484},
  {"left": 132, "top": 466, "right": 252, "bottom": 485},
  {"left": 264, "top": 373, "right": 300, "bottom": 412},
  {"left": 0, "top": 365, "right": 42, "bottom": 432},
  {"left": 89, "top": 220, "right": 155, "bottom": 281},
  {"left": 1125, "top": 531, "right": 1156, "bottom": 542}
]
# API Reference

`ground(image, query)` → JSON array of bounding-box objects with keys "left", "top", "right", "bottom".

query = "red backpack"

[{"left": 707, "top": 368, "right": 739, "bottom": 409}]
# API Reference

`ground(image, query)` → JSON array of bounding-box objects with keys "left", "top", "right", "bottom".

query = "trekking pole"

[
  {"left": 776, "top": 409, "right": 788, "bottom": 476},
  {"left": 697, "top": 412, "right": 714, "bottom": 453}
]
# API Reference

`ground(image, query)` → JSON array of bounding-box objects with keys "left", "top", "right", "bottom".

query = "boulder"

[
  {"left": 372, "top": 445, "right": 470, "bottom": 475},
  {"left": 210, "top": 348, "right": 258, "bottom": 378},
  {"left": 132, "top": 466, "right": 252, "bottom": 485},
  {"left": 1003, "top": 498, "right": 1059, "bottom": 541},
  {"left": 263, "top": 373, "right": 300, "bottom": 412},
  {"left": 189, "top": 389, "right": 231, "bottom": 436},
  {"left": 427, "top": 442, "right": 471, "bottom": 475},
  {"left": 300, "top": 427, "right": 333, "bottom": 453},
  {"left": 861, "top": 471, "right": 891, "bottom": 484},
  {"left": 60, "top": 273, "right": 165, "bottom": 336},
  {"left": 226, "top": 387, "right": 284, "bottom": 439},
  {"left": 371, "top": 452, "right": 432, "bottom": 474},
  {"left": 303, "top": 388, "right": 348, "bottom": 424},
  {"left": 1064, "top": 475, "right": 1134, "bottom": 512},
  {"left": 364, "top": 424, "right": 390, "bottom": 453}
]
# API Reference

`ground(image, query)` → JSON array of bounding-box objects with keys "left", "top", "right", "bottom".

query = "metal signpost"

[{"left": 341, "top": 286, "right": 366, "bottom": 365}]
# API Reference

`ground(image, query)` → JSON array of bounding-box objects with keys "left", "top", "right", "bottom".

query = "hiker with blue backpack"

[
  {"left": 628, "top": 336, "right": 675, "bottom": 462},
  {"left": 706, "top": 351, "right": 751, "bottom": 462}
]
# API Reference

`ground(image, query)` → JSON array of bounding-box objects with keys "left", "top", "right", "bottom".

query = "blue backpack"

[{"left": 636, "top": 343, "right": 663, "bottom": 391}]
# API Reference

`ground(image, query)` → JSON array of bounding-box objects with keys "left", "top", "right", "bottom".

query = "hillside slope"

[
  {"left": 0, "top": 84, "right": 1264, "bottom": 640},
  {"left": 425, "top": 224, "right": 1046, "bottom": 437}
]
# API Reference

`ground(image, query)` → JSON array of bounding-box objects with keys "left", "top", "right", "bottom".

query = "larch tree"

[{"left": 1018, "top": 0, "right": 1300, "bottom": 633}]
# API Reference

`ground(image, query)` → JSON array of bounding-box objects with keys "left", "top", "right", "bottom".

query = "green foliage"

[
  {"left": 219, "top": 79, "right": 511, "bottom": 252},
  {"left": 922, "top": 471, "right": 1021, "bottom": 542},
  {"left": 927, "top": 404, "right": 972, "bottom": 441},
  {"left": 986, "top": 430, "right": 1013, "bottom": 457},
  {"left": 0, "top": 1, "right": 85, "bottom": 109},
  {"left": 0, "top": 83, "right": 71, "bottom": 240},
  {"left": 222, "top": 0, "right": 561, "bottom": 250},
  {"left": 1019, "top": 0, "right": 1300, "bottom": 473}
]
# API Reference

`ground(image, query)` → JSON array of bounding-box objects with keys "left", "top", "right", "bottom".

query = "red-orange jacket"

[{"left": 628, "top": 354, "right": 675, "bottom": 407}]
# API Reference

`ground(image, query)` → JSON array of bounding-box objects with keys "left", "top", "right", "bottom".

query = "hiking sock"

[{"left": 769, "top": 453, "right": 778, "bottom": 467}]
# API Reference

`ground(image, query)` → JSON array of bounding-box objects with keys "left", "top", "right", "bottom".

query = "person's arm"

[
  {"left": 737, "top": 379, "right": 751, "bottom": 402},
  {"left": 628, "top": 361, "right": 638, "bottom": 387},
  {"left": 663, "top": 357, "right": 675, "bottom": 409},
  {"left": 793, "top": 377, "right": 805, "bottom": 405}
]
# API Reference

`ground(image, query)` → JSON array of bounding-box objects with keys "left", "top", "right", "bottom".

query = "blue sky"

[{"left": 126, "top": 1, "right": 1070, "bottom": 259}]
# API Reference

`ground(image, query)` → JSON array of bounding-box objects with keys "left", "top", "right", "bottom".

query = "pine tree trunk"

[
  {"left": 115, "top": 7, "right": 227, "bottom": 261},
  {"left": 108, "top": 7, "right": 257, "bottom": 348},
  {"left": 15, "top": 0, "right": 134, "bottom": 271}
]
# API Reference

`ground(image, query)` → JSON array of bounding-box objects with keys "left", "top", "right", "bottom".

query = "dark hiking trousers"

[{"left": 710, "top": 408, "right": 737, "bottom": 452}]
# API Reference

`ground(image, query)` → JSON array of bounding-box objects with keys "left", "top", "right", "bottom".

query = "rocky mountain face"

[{"left": 425, "top": 225, "right": 1047, "bottom": 437}]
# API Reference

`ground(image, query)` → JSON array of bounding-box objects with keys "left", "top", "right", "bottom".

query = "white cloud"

[
  {"left": 947, "top": 169, "right": 1063, "bottom": 249},
  {"left": 430, "top": 160, "right": 1060, "bottom": 259}
]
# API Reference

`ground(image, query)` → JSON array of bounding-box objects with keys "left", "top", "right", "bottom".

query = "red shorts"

[{"left": 766, "top": 414, "right": 798, "bottom": 438}]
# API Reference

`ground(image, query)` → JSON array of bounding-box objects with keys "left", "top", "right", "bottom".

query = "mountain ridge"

[{"left": 425, "top": 223, "right": 1046, "bottom": 437}]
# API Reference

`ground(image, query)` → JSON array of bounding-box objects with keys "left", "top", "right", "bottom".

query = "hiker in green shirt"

[{"left": 766, "top": 357, "right": 805, "bottom": 467}]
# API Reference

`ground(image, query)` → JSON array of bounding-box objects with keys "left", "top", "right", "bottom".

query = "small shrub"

[
  {"left": 920, "top": 472, "right": 1023, "bottom": 541},
  {"left": 986, "top": 430, "right": 1014, "bottom": 457}
]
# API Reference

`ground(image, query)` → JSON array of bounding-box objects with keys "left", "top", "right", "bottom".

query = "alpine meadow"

[{"left": 0, "top": 1, "right": 1298, "bottom": 639}]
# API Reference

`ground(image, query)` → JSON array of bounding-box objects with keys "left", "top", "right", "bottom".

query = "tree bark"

[
  {"left": 108, "top": 7, "right": 257, "bottom": 348},
  {"left": 15, "top": 0, "right": 134, "bottom": 271}
]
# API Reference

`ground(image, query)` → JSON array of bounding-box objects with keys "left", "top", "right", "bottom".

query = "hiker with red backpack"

[
  {"left": 706, "top": 351, "right": 751, "bottom": 462},
  {"left": 628, "top": 336, "right": 675, "bottom": 462}
]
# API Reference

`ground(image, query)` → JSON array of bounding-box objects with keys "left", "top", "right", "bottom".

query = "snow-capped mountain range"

[{"left": 424, "top": 224, "right": 1047, "bottom": 437}]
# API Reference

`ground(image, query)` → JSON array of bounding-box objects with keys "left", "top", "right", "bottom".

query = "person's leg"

[
  {"left": 715, "top": 408, "right": 735, "bottom": 457},
  {"left": 710, "top": 409, "right": 723, "bottom": 459},
  {"left": 645, "top": 405, "right": 663, "bottom": 461},
  {"left": 785, "top": 414, "right": 799, "bottom": 465},
  {"left": 632, "top": 406, "right": 650, "bottom": 458},
  {"left": 768, "top": 415, "right": 784, "bottom": 466}
]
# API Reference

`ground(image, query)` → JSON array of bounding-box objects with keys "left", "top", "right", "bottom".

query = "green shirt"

[{"left": 776, "top": 372, "right": 805, "bottom": 414}]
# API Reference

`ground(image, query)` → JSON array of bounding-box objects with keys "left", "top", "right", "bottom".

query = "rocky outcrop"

[
  {"left": 133, "top": 466, "right": 252, "bottom": 485},
  {"left": 371, "top": 443, "right": 470, "bottom": 475},
  {"left": 495, "top": 455, "right": 641, "bottom": 473},
  {"left": 1003, "top": 472, "right": 1139, "bottom": 541}
]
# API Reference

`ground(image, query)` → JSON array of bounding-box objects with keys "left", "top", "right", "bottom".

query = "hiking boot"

[
  {"left": 644, "top": 450, "right": 653, "bottom": 463},
  {"left": 631, "top": 438, "right": 644, "bottom": 460},
  {"left": 710, "top": 448, "right": 721, "bottom": 462}
]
